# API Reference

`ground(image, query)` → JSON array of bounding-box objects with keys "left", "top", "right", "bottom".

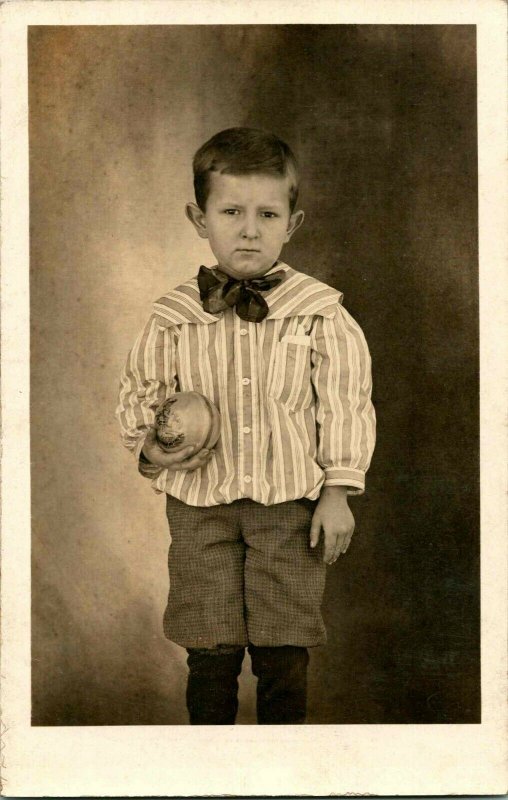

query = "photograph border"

[{"left": 1, "top": 0, "right": 507, "bottom": 796}]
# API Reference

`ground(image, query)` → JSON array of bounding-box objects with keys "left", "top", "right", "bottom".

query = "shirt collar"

[{"left": 153, "top": 263, "right": 343, "bottom": 326}]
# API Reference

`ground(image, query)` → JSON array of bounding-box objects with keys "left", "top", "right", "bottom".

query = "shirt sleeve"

[
  {"left": 115, "top": 314, "right": 179, "bottom": 473},
  {"left": 310, "top": 304, "right": 376, "bottom": 494}
]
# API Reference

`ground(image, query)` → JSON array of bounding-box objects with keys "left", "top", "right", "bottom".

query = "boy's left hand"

[{"left": 310, "top": 486, "right": 355, "bottom": 564}]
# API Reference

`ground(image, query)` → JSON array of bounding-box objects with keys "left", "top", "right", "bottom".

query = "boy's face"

[{"left": 186, "top": 172, "right": 304, "bottom": 279}]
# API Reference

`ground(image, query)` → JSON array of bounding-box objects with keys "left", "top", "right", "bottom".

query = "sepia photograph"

[
  {"left": 30, "top": 21, "right": 478, "bottom": 728},
  {"left": 1, "top": 0, "right": 506, "bottom": 796}
]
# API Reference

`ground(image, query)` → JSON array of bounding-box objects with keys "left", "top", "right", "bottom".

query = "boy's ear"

[
  {"left": 285, "top": 209, "right": 305, "bottom": 243},
  {"left": 185, "top": 202, "right": 208, "bottom": 239}
]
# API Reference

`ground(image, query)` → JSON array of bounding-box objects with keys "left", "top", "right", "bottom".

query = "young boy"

[{"left": 116, "top": 127, "right": 376, "bottom": 725}]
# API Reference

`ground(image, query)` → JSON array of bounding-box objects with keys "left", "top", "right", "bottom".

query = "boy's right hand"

[{"left": 141, "top": 426, "right": 213, "bottom": 472}]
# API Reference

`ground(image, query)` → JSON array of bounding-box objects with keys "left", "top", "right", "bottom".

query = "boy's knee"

[
  {"left": 248, "top": 643, "right": 309, "bottom": 676},
  {"left": 186, "top": 644, "right": 246, "bottom": 678},
  {"left": 187, "top": 644, "right": 245, "bottom": 657}
]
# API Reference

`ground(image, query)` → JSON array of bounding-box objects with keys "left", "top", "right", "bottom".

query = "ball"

[{"left": 154, "top": 391, "right": 221, "bottom": 455}]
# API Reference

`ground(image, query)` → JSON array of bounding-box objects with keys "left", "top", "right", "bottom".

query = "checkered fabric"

[{"left": 163, "top": 495, "right": 327, "bottom": 648}]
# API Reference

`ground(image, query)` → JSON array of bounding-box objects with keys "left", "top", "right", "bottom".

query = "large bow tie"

[{"left": 197, "top": 265, "right": 286, "bottom": 323}]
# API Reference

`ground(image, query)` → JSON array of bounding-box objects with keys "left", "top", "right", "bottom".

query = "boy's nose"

[{"left": 241, "top": 214, "right": 260, "bottom": 239}]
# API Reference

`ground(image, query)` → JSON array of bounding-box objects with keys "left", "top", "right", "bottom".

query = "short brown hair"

[{"left": 193, "top": 127, "right": 300, "bottom": 212}]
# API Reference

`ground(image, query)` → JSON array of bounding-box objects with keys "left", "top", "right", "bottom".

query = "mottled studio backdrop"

[{"left": 30, "top": 25, "right": 479, "bottom": 724}]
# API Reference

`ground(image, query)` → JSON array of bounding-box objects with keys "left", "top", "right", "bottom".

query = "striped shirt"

[{"left": 116, "top": 263, "right": 376, "bottom": 507}]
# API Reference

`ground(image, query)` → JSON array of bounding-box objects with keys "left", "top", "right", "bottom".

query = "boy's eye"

[
  {"left": 223, "top": 209, "right": 239, "bottom": 215},
  {"left": 261, "top": 211, "right": 278, "bottom": 218}
]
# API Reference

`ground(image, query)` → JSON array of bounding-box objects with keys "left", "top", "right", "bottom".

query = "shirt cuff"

[
  {"left": 135, "top": 434, "right": 164, "bottom": 479},
  {"left": 134, "top": 435, "right": 148, "bottom": 461},
  {"left": 322, "top": 467, "right": 366, "bottom": 495},
  {"left": 138, "top": 451, "right": 164, "bottom": 479}
]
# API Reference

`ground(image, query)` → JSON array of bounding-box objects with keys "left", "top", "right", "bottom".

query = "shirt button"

[
  {"left": 243, "top": 426, "right": 251, "bottom": 434},
  {"left": 242, "top": 377, "right": 251, "bottom": 386},
  {"left": 240, "top": 328, "right": 248, "bottom": 336},
  {"left": 244, "top": 475, "right": 252, "bottom": 483}
]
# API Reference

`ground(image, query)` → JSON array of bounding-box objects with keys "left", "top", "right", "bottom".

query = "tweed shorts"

[{"left": 163, "top": 495, "right": 327, "bottom": 648}]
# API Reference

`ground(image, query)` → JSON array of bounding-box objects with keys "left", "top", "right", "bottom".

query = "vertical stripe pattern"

[{"left": 116, "top": 268, "right": 376, "bottom": 506}]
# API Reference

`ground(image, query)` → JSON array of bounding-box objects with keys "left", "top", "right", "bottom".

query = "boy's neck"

[{"left": 214, "top": 261, "right": 285, "bottom": 280}]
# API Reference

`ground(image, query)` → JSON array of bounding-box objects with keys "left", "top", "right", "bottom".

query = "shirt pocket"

[{"left": 267, "top": 336, "right": 313, "bottom": 412}]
